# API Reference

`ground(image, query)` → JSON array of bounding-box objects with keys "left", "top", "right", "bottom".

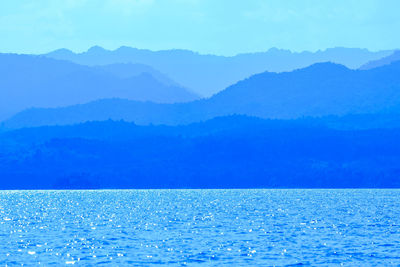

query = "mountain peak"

[
  {"left": 297, "top": 62, "right": 349, "bottom": 73},
  {"left": 266, "top": 47, "right": 292, "bottom": 54},
  {"left": 87, "top": 46, "right": 108, "bottom": 53},
  {"left": 115, "top": 46, "right": 140, "bottom": 52},
  {"left": 360, "top": 50, "right": 400, "bottom": 70},
  {"left": 47, "top": 48, "right": 74, "bottom": 57}
]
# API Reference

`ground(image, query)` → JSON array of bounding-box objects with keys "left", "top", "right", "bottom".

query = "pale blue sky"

[{"left": 0, "top": 0, "right": 399, "bottom": 55}]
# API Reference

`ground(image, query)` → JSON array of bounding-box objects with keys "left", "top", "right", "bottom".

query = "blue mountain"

[
  {"left": 95, "top": 63, "right": 180, "bottom": 86},
  {"left": 0, "top": 54, "right": 199, "bottom": 121},
  {"left": 45, "top": 46, "right": 392, "bottom": 96},
  {"left": 4, "top": 61, "right": 400, "bottom": 129},
  {"left": 1, "top": 116, "right": 400, "bottom": 189},
  {"left": 360, "top": 50, "right": 400, "bottom": 70}
]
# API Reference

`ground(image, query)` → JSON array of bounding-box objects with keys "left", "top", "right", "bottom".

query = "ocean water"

[{"left": 0, "top": 189, "right": 399, "bottom": 266}]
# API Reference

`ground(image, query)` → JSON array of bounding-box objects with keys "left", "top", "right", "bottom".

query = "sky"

[{"left": 0, "top": 0, "right": 399, "bottom": 55}]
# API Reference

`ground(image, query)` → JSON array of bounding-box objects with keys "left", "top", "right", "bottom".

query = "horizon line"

[{"left": 1, "top": 45, "right": 397, "bottom": 58}]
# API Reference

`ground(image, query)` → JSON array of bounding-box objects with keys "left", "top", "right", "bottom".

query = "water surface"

[{"left": 1, "top": 189, "right": 399, "bottom": 265}]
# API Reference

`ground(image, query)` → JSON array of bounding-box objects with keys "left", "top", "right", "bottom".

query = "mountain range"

[
  {"left": 45, "top": 46, "right": 393, "bottom": 96},
  {"left": 4, "top": 61, "right": 400, "bottom": 129},
  {"left": 360, "top": 50, "right": 400, "bottom": 70},
  {"left": 0, "top": 54, "right": 199, "bottom": 121},
  {"left": 1, "top": 46, "right": 400, "bottom": 189},
  {"left": 1, "top": 116, "right": 400, "bottom": 189}
]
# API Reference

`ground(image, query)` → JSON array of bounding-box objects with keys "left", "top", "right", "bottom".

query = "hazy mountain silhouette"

[
  {"left": 1, "top": 116, "right": 400, "bottom": 189},
  {"left": 95, "top": 63, "right": 180, "bottom": 86},
  {"left": 4, "top": 61, "right": 400, "bottom": 129},
  {"left": 360, "top": 50, "right": 400, "bottom": 70},
  {"left": 45, "top": 46, "right": 392, "bottom": 96},
  {"left": 0, "top": 53, "right": 199, "bottom": 120}
]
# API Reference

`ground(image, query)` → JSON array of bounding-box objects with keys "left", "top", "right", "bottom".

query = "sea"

[{"left": 0, "top": 189, "right": 399, "bottom": 266}]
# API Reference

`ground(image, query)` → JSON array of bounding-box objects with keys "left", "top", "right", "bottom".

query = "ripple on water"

[{"left": 0, "top": 189, "right": 399, "bottom": 266}]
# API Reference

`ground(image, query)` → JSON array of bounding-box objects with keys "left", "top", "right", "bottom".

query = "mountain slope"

[
  {"left": 95, "top": 63, "right": 181, "bottom": 86},
  {"left": 4, "top": 61, "right": 400, "bottom": 129},
  {"left": 1, "top": 117, "right": 400, "bottom": 189},
  {"left": 0, "top": 54, "right": 199, "bottom": 120},
  {"left": 207, "top": 62, "right": 400, "bottom": 118},
  {"left": 360, "top": 50, "right": 400, "bottom": 70},
  {"left": 45, "top": 46, "right": 392, "bottom": 96}
]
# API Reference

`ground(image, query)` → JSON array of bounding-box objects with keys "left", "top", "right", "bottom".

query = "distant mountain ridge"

[
  {"left": 45, "top": 46, "right": 393, "bottom": 96},
  {"left": 0, "top": 53, "right": 199, "bottom": 121},
  {"left": 360, "top": 50, "right": 400, "bottom": 70},
  {"left": 4, "top": 61, "right": 400, "bottom": 129},
  {"left": 94, "top": 63, "right": 180, "bottom": 86}
]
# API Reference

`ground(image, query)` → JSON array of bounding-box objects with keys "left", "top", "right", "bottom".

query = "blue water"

[{"left": 0, "top": 190, "right": 400, "bottom": 266}]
